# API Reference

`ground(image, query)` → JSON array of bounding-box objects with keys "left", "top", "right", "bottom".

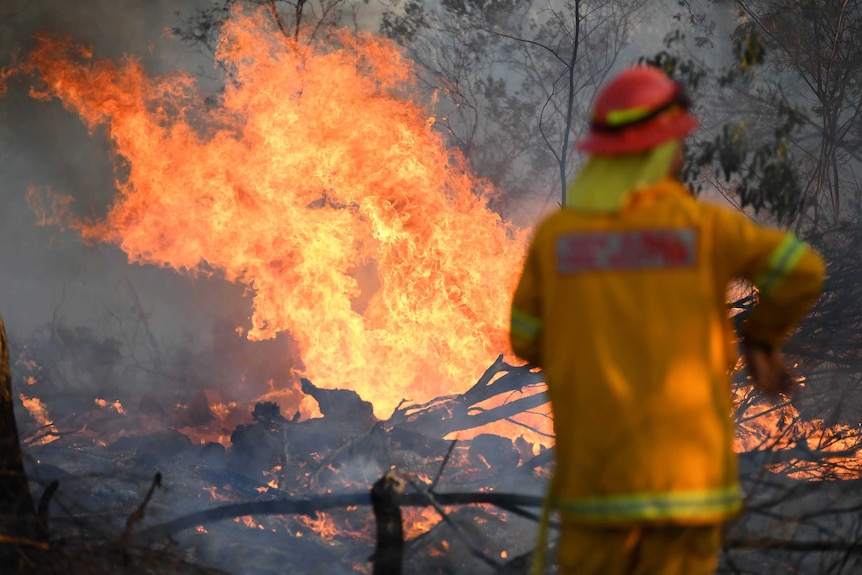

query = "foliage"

[
  {"left": 642, "top": 28, "right": 805, "bottom": 225},
  {"left": 734, "top": 0, "right": 862, "bottom": 230},
  {"left": 643, "top": 0, "right": 862, "bottom": 400}
]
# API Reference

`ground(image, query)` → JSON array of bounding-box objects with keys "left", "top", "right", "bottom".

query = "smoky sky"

[
  {"left": 0, "top": 0, "right": 263, "bottom": 401},
  {"left": 1, "top": 2, "right": 229, "bottom": 335}
]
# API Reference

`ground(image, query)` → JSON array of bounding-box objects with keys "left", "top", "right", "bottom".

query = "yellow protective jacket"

[{"left": 510, "top": 178, "right": 825, "bottom": 524}]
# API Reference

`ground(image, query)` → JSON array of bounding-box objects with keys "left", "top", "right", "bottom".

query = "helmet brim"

[{"left": 576, "top": 111, "right": 699, "bottom": 156}]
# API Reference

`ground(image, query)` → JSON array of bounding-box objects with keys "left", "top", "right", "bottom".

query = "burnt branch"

[
  {"left": 136, "top": 490, "right": 545, "bottom": 542},
  {"left": 428, "top": 440, "right": 457, "bottom": 492},
  {"left": 35, "top": 480, "right": 58, "bottom": 542},
  {"left": 402, "top": 474, "right": 503, "bottom": 571},
  {"left": 390, "top": 356, "right": 546, "bottom": 437},
  {"left": 121, "top": 472, "right": 162, "bottom": 564}
]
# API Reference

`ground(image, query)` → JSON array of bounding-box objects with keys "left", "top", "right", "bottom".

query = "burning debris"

[
  {"left": 8, "top": 321, "right": 862, "bottom": 575},
  {"left": 14, "top": 353, "right": 548, "bottom": 575}
]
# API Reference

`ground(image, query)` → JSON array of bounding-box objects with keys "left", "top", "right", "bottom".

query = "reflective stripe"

[
  {"left": 555, "top": 486, "right": 742, "bottom": 522},
  {"left": 605, "top": 105, "right": 654, "bottom": 127},
  {"left": 754, "top": 233, "right": 808, "bottom": 296},
  {"left": 511, "top": 307, "right": 542, "bottom": 340}
]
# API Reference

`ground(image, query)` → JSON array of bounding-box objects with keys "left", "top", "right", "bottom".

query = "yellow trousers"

[{"left": 557, "top": 522, "right": 722, "bottom": 575}]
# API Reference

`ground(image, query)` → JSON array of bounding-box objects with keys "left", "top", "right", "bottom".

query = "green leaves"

[
  {"left": 639, "top": 31, "right": 706, "bottom": 92},
  {"left": 735, "top": 29, "right": 766, "bottom": 72},
  {"left": 689, "top": 123, "right": 802, "bottom": 223},
  {"left": 644, "top": 23, "right": 806, "bottom": 226}
]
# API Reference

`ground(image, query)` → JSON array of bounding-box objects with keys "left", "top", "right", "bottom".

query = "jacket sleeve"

[
  {"left": 712, "top": 206, "right": 825, "bottom": 348},
  {"left": 510, "top": 237, "right": 544, "bottom": 366}
]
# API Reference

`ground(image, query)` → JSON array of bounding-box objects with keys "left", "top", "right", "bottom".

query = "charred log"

[
  {"left": 468, "top": 434, "right": 521, "bottom": 471},
  {"left": 300, "top": 377, "right": 376, "bottom": 425}
]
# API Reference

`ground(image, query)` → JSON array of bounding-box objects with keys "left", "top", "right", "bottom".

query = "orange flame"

[
  {"left": 297, "top": 511, "right": 340, "bottom": 542},
  {"left": 734, "top": 382, "right": 862, "bottom": 480},
  {"left": 235, "top": 515, "right": 264, "bottom": 530},
  {"left": 403, "top": 507, "right": 442, "bottom": 539},
  {"left": 12, "top": 7, "right": 527, "bottom": 418},
  {"left": 19, "top": 393, "right": 59, "bottom": 446},
  {"left": 94, "top": 398, "right": 127, "bottom": 415}
]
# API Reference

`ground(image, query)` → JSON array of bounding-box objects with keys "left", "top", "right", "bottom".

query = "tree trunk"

[{"left": 0, "top": 313, "right": 39, "bottom": 568}]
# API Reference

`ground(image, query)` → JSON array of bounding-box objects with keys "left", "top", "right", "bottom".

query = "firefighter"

[{"left": 510, "top": 66, "right": 825, "bottom": 575}]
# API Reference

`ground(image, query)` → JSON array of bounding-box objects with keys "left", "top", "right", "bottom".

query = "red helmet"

[{"left": 576, "top": 66, "right": 698, "bottom": 155}]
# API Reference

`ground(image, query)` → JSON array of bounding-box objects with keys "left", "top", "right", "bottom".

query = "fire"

[
  {"left": 235, "top": 515, "right": 264, "bottom": 530},
  {"left": 94, "top": 398, "right": 127, "bottom": 415},
  {"left": 297, "top": 511, "right": 340, "bottom": 542},
  {"left": 19, "top": 393, "right": 59, "bottom": 446},
  {"left": 202, "top": 485, "right": 232, "bottom": 503},
  {"left": 733, "top": 382, "right": 862, "bottom": 480},
  {"left": 7, "top": 7, "right": 528, "bottom": 419},
  {"left": 403, "top": 507, "right": 442, "bottom": 539}
]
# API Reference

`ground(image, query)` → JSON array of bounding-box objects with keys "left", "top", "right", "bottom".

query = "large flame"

[{"left": 10, "top": 8, "right": 528, "bottom": 417}]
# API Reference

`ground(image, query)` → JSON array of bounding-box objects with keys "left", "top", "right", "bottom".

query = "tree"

[
  {"left": 378, "top": 0, "right": 648, "bottom": 213},
  {"left": 172, "top": 0, "right": 359, "bottom": 65},
  {"left": 665, "top": 0, "right": 862, "bottom": 392},
  {"left": 0, "top": 313, "right": 40, "bottom": 570},
  {"left": 733, "top": 0, "right": 862, "bottom": 231}
]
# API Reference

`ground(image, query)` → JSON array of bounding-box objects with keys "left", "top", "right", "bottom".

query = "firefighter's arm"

[
  {"left": 714, "top": 207, "right": 824, "bottom": 346},
  {"left": 743, "top": 232, "right": 825, "bottom": 348},
  {"left": 510, "top": 239, "right": 544, "bottom": 366},
  {"left": 745, "top": 241, "right": 824, "bottom": 397},
  {"left": 714, "top": 207, "right": 825, "bottom": 395}
]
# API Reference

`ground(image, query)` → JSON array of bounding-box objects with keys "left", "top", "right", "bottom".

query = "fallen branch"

[
  {"left": 137, "top": 491, "right": 545, "bottom": 542},
  {"left": 0, "top": 535, "right": 49, "bottom": 550}
]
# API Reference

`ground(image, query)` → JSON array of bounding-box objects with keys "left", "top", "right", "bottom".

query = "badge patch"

[{"left": 556, "top": 229, "right": 697, "bottom": 273}]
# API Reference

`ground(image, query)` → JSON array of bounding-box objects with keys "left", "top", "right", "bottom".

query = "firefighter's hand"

[{"left": 744, "top": 339, "right": 793, "bottom": 399}]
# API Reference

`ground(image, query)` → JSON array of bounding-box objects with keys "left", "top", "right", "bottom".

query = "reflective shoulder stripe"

[
  {"left": 555, "top": 486, "right": 742, "bottom": 522},
  {"left": 754, "top": 233, "right": 808, "bottom": 296},
  {"left": 511, "top": 307, "right": 542, "bottom": 341}
]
